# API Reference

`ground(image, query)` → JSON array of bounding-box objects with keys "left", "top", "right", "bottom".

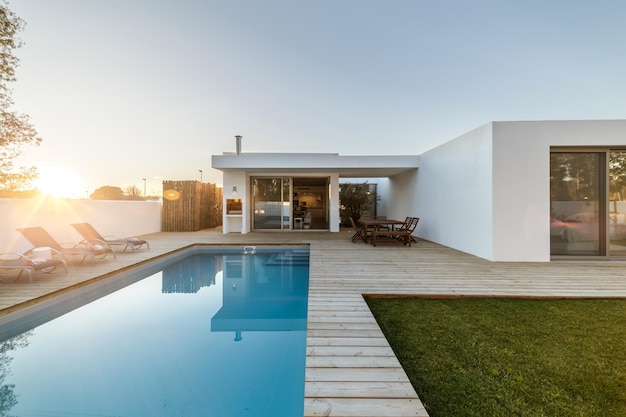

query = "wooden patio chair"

[
  {"left": 349, "top": 217, "right": 367, "bottom": 243},
  {"left": 360, "top": 215, "right": 377, "bottom": 232},
  {"left": 375, "top": 215, "right": 390, "bottom": 231},
  {"left": 396, "top": 217, "right": 419, "bottom": 242}
]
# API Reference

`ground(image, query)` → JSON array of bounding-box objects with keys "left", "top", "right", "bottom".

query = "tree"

[
  {"left": 610, "top": 152, "right": 626, "bottom": 201},
  {"left": 339, "top": 182, "right": 377, "bottom": 226},
  {"left": 90, "top": 186, "right": 123, "bottom": 200},
  {"left": 0, "top": 331, "right": 32, "bottom": 415},
  {"left": 124, "top": 185, "right": 144, "bottom": 200},
  {"left": 0, "top": 3, "right": 41, "bottom": 193},
  {"left": 550, "top": 152, "right": 600, "bottom": 202}
]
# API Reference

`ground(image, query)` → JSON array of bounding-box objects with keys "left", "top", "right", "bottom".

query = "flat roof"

[{"left": 211, "top": 153, "right": 419, "bottom": 177}]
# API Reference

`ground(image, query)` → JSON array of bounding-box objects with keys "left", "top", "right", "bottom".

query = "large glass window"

[
  {"left": 252, "top": 178, "right": 291, "bottom": 230},
  {"left": 550, "top": 152, "right": 605, "bottom": 256},
  {"left": 251, "top": 176, "right": 330, "bottom": 231}
]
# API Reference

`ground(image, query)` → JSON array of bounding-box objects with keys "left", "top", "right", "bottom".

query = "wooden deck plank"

[
  {"left": 307, "top": 367, "right": 409, "bottom": 382},
  {"left": 307, "top": 345, "right": 396, "bottom": 356},
  {"left": 305, "top": 398, "right": 428, "bottom": 417},
  {"left": 306, "top": 322, "right": 383, "bottom": 330},
  {"left": 306, "top": 356, "right": 404, "bottom": 368},
  {"left": 305, "top": 381, "right": 417, "bottom": 398},
  {"left": 307, "top": 329, "right": 384, "bottom": 338},
  {"left": 307, "top": 337, "right": 391, "bottom": 347}
]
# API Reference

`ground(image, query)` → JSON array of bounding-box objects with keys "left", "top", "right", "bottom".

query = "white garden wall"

[{"left": 0, "top": 198, "right": 162, "bottom": 254}]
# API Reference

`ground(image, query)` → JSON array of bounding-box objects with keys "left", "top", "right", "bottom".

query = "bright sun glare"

[{"left": 34, "top": 166, "right": 86, "bottom": 199}]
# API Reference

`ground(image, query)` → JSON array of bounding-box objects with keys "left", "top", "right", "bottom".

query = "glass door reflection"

[
  {"left": 609, "top": 151, "right": 626, "bottom": 256},
  {"left": 550, "top": 152, "right": 605, "bottom": 256},
  {"left": 252, "top": 177, "right": 291, "bottom": 230}
]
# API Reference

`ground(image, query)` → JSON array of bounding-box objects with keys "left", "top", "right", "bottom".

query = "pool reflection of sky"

[{"left": 3, "top": 251, "right": 309, "bottom": 417}]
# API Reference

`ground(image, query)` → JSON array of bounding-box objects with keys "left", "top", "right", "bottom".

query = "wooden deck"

[{"left": 3, "top": 228, "right": 626, "bottom": 417}]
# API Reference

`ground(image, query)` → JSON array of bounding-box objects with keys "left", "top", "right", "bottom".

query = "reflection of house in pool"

[
  {"left": 161, "top": 255, "right": 221, "bottom": 294},
  {"left": 211, "top": 251, "right": 309, "bottom": 340}
]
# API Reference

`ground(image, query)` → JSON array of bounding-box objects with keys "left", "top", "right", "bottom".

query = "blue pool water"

[{"left": 0, "top": 245, "right": 310, "bottom": 417}]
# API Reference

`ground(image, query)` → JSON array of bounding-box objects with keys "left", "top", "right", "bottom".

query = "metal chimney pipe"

[{"left": 235, "top": 135, "right": 242, "bottom": 155}]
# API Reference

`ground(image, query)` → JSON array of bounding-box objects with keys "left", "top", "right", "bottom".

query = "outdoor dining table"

[{"left": 358, "top": 218, "right": 406, "bottom": 243}]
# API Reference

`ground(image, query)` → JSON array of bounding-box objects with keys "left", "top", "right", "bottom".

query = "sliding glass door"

[
  {"left": 550, "top": 152, "right": 604, "bottom": 256},
  {"left": 609, "top": 151, "right": 626, "bottom": 256},
  {"left": 549, "top": 149, "right": 626, "bottom": 258},
  {"left": 252, "top": 178, "right": 291, "bottom": 230}
]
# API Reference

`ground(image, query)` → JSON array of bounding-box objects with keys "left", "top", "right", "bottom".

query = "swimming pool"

[{"left": 0, "top": 245, "right": 310, "bottom": 416}]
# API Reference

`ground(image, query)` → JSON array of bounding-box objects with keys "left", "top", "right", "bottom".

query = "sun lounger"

[
  {"left": 0, "top": 253, "right": 67, "bottom": 283},
  {"left": 71, "top": 223, "right": 149, "bottom": 252},
  {"left": 17, "top": 227, "right": 115, "bottom": 263}
]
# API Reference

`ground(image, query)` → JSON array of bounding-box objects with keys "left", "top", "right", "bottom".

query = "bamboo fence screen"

[{"left": 162, "top": 181, "right": 223, "bottom": 232}]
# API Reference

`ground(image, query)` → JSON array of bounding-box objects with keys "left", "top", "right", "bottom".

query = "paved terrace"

[{"left": 3, "top": 229, "right": 626, "bottom": 417}]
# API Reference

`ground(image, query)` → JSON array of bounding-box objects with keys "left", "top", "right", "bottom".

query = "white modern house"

[{"left": 212, "top": 120, "right": 626, "bottom": 262}]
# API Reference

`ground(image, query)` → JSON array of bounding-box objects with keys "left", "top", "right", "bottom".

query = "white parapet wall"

[
  {"left": 407, "top": 123, "right": 494, "bottom": 260},
  {"left": 0, "top": 198, "right": 162, "bottom": 254}
]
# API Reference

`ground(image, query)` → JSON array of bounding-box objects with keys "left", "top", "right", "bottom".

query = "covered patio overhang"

[{"left": 211, "top": 153, "right": 419, "bottom": 233}]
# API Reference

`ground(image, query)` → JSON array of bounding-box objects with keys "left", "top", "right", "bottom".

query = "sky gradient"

[{"left": 10, "top": 0, "right": 626, "bottom": 197}]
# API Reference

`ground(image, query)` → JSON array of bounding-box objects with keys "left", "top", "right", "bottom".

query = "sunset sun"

[{"left": 34, "top": 166, "right": 86, "bottom": 198}]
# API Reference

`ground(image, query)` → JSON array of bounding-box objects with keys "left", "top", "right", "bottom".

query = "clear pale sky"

[{"left": 9, "top": 0, "right": 626, "bottom": 197}]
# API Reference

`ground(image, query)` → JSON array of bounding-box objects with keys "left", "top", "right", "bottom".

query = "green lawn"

[{"left": 365, "top": 297, "right": 626, "bottom": 417}]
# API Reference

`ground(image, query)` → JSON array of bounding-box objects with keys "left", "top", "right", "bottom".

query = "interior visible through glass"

[
  {"left": 252, "top": 176, "right": 330, "bottom": 231},
  {"left": 550, "top": 152, "right": 603, "bottom": 256},
  {"left": 0, "top": 246, "right": 310, "bottom": 417},
  {"left": 550, "top": 149, "right": 626, "bottom": 258},
  {"left": 252, "top": 177, "right": 291, "bottom": 230}
]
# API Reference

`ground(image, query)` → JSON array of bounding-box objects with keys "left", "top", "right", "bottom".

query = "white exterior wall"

[
  {"left": 386, "top": 170, "right": 418, "bottom": 226},
  {"left": 0, "top": 198, "right": 162, "bottom": 254},
  {"left": 492, "top": 122, "right": 550, "bottom": 261},
  {"left": 412, "top": 123, "right": 495, "bottom": 259},
  {"left": 492, "top": 120, "right": 626, "bottom": 261},
  {"left": 373, "top": 178, "right": 391, "bottom": 215},
  {"left": 328, "top": 174, "right": 340, "bottom": 231},
  {"left": 223, "top": 171, "right": 246, "bottom": 233}
]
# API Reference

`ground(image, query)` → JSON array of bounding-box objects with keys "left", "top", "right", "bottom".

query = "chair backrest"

[
  {"left": 349, "top": 217, "right": 359, "bottom": 229},
  {"left": 406, "top": 217, "right": 420, "bottom": 233},
  {"left": 398, "top": 216, "right": 411, "bottom": 229},
  {"left": 361, "top": 215, "right": 374, "bottom": 220},
  {"left": 16, "top": 227, "right": 63, "bottom": 251},
  {"left": 375, "top": 215, "right": 387, "bottom": 220},
  {"left": 71, "top": 223, "right": 104, "bottom": 241}
]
